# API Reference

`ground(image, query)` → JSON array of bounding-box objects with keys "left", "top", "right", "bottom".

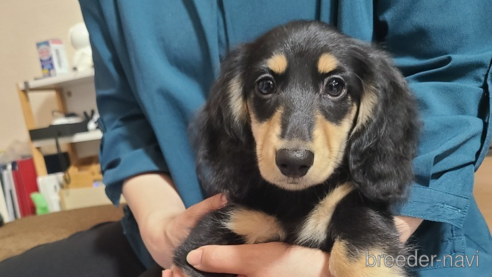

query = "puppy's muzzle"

[{"left": 275, "top": 149, "right": 314, "bottom": 178}]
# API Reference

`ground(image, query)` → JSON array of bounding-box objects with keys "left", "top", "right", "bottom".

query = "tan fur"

[
  {"left": 306, "top": 107, "right": 356, "bottom": 186},
  {"left": 329, "top": 240, "right": 407, "bottom": 277},
  {"left": 318, "top": 53, "right": 338, "bottom": 74},
  {"left": 249, "top": 104, "right": 357, "bottom": 190},
  {"left": 225, "top": 208, "right": 286, "bottom": 244},
  {"left": 249, "top": 106, "right": 285, "bottom": 186},
  {"left": 296, "top": 183, "right": 353, "bottom": 246},
  {"left": 352, "top": 83, "right": 378, "bottom": 134},
  {"left": 228, "top": 77, "right": 248, "bottom": 124},
  {"left": 267, "top": 53, "right": 288, "bottom": 74}
]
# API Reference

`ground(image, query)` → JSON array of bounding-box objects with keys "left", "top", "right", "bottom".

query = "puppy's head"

[{"left": 204, "top": 21, "right": 419, "bottom": 203}]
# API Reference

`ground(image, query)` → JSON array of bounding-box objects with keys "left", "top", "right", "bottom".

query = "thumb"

[
  {"left": 162, "top": 269, "right": 172, "bottom": 277},
  {"left": 184, "top": 193, "right": 227, "bottom": 224},
  {"left": 185, "top": 243, "right": 288, "bottom": 275}
]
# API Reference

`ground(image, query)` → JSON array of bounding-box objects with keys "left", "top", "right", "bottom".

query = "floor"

[{"left": 475, "top": 154, "right": 492, "bottom": 229}]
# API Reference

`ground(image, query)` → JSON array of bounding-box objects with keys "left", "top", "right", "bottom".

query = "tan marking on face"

[
  {"left": 267, "top": 53, "right": 288, "bottom": 74},
  {"left": 352, "top": 83, "right": 378, "bottom": 134},
  {"left": 330, "top": 240, "right": 407, "bottom": 277},
  {"left": 225, "top": 208, "right": 286, "bottom": 244},
  {"left": 228, "top": 76, "right": 248, "bottom": 123},
  {"left": 317, "top": 53, "right": 338, "bottom": 74},
  {"left": 306, "top": 106, "right": 356, "bottom": 185},
  {"left": 249, "top": 105, "right": 284, "bottom": 186},
  {"left": 296, "top": 183, "right": 353, "bottom": 246},
  {"left": 249, "top": 103, "right": 357, "bottom": 190}
]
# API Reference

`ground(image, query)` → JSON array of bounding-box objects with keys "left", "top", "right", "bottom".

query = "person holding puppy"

[{"left": 1, "top": 1, "right": 490, "bottom": 277}]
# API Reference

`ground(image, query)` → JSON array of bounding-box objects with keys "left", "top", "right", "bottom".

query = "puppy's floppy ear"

[
  {"left": 348, "top": 49, "right": 420, "bottom": 204},
  {"left": 189, "top": 44, "right": 252, "bottom": 196},
  {"left": 203, "top": 44, "right": 250, "bottom": 142}
]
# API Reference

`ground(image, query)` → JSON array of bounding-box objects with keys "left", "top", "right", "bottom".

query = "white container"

[
  {"left": 37, "top": 39, "right": 70, "bottom": 77},
  {"left": 37, "top": 173, "right": 63, "bottom": 213}
]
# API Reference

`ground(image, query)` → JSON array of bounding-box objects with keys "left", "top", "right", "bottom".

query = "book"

[
  {"left": 0, "top": 176, "right": 11, "bottom": 223},
  {"left": 1, "top": 164, "right": 20, "bottom": 220},
  {"left": 12, "top": 159, "right": 38, "bottom": 217}
]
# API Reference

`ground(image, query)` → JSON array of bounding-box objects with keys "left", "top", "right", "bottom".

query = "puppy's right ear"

[
  {"left": 189, "top": 45, "right": 251, "bottom": 195},
  {"left": 203, "top": 44, "right": 251, "bottom": 142}
]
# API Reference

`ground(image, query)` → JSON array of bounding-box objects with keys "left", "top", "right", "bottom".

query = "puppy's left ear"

[
  {"left": 189, "top": 45, "right": 252, "bottom": 195},
  {"left": 348, "top": 49, "right": 420, "bottom": 204}
]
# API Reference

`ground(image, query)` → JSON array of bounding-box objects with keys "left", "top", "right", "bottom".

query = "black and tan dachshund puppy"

[{"left": 174, "top": 21, "right": 420, "bottom": 277}]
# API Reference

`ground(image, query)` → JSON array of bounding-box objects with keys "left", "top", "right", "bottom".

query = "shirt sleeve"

[
  {"left": 376, "top": 1, "right": 492, "bottom": 227},
  {"left": 79, "top": 0, "right": 169, "bottom": 206}
]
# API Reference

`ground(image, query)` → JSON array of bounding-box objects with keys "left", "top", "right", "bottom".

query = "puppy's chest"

[{"left": 223, "top": 183, "right": 354, "bottom": 251}]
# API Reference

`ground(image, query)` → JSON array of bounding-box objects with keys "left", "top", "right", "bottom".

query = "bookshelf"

[
  {"left": 7, "top": 69, "right": 121, "bottom": 220},
  {"left": 17, "top": 69, "right": 98, "bottom": 176}
]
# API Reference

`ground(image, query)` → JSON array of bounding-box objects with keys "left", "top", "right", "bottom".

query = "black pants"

[{"left": 0, "top": 221, "right": 161, "bottom": 277}]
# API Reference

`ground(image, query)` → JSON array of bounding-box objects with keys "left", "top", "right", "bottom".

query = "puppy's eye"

[
  {"left": 256, "top": 76, "right": 276, "bottom": 95},
  {"left": 324, "top": 76, "right": 346, "bottom": 98}
]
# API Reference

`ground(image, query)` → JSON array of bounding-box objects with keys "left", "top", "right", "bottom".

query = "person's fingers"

[
  {"left": 184, "top": 193, "right": 227, "bottom": 223},
  {"left": 186, "top": 243, "right": 289, "bottom": 275},
  {"left": 167, "top": 194, "right": 228, "bottom": 248},
  {"left": 394, "top": 216, "right": 423, "bottom": 243},
  {"left": 162, "top": 266, "right": 187, "bottom": 277},
  {"left": 186, "top": 243, "right": 331, "bottom": 277},
  {"left": 170, "top": 266, "right": 186, "bottom": 277},
  {"left": 162, "top": 269, "right": 172, "bottom": 277}
]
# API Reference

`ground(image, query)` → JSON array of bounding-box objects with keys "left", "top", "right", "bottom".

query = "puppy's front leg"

[
  {"left": 327, "top": 204, "right": 409, "bottom": 277},
  {"left": 174, "top": 205, "right": 286, "bottom": 277},
  {"left": 173, "top": 206, "right": 242, "bottom": 277},
  {"left": 328, "top": 239, "right": 408, "bottom": 277}
]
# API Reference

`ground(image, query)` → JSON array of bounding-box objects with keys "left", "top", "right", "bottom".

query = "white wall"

[{"left": 0, "top": 0, "right": 84, "bottom": 151}]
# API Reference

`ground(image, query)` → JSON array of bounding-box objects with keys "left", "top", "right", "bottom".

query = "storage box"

[
  {"left": 59, "top": 185, "right": 126, "bottom": 210},
  {"left": 37, "top": 173, "right": 63, "bottom": 213},
  {"left": 37, "top": 39, "right": 70, "bottom": 77}
]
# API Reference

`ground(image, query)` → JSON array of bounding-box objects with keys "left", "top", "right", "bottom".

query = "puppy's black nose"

[{"left": 276, "top": 149, "right": 314, "bottom": 178}]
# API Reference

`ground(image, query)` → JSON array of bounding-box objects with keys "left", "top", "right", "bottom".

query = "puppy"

[{"left": 174, "top": 21, "right": 420, "bottom": 277}]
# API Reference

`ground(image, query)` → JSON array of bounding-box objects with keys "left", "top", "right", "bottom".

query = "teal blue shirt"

[{"left": 80, "top": 1, "right": 492, "bottom": 275}]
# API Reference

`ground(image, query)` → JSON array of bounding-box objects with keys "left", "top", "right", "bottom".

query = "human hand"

[
  {"left": 162, "top": 242, "right": 331, "bottom": 277},
  {"left": 161, "top": 215, "right": 421, "bottom": 276},
  {"left": 394, "top": 215, "right": 423, "bottom": 243},
  {"left": 140, "top": 193, "right": 227, "bottom": 268}
]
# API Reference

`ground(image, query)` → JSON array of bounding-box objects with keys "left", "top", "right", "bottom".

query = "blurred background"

[
  {"left": 0, "top": 0, "right": 490, "bottom": 264},
  {"left": 1, "top": 0, "right": 84, "bottom": 148},
  {"left": 0, "top": 0, "right": 123, "bottom": 261}
]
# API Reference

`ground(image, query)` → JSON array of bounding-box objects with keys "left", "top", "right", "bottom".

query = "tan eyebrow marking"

[
  {"left": 318, "top": 53, "right": 338, "bottom": 74},
  {"left": 267, "top": 53, "right": 288, "bottom": 74}
]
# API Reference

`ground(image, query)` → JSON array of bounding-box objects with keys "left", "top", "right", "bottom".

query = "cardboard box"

[{"left": 59, "top": 185, "right": 126, "bottom": 210}]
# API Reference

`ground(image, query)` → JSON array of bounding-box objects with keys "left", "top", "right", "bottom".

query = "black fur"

[
  {"left": 175, "top": 21, "right": 420, "bottom": 277},
  {"left": 348, "top": 49, "right": 419, "bottom": 204}
]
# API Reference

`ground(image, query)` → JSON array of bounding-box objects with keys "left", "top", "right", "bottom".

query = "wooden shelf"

[
  {"left": 32, "top": 130, "right": 102, "bottom": 147},
  {"left": 18, "top": 69, "right": 94, "bottom": 91},
  {"left": 17, "top": 68, "right": 98, "bottom": 176}
]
